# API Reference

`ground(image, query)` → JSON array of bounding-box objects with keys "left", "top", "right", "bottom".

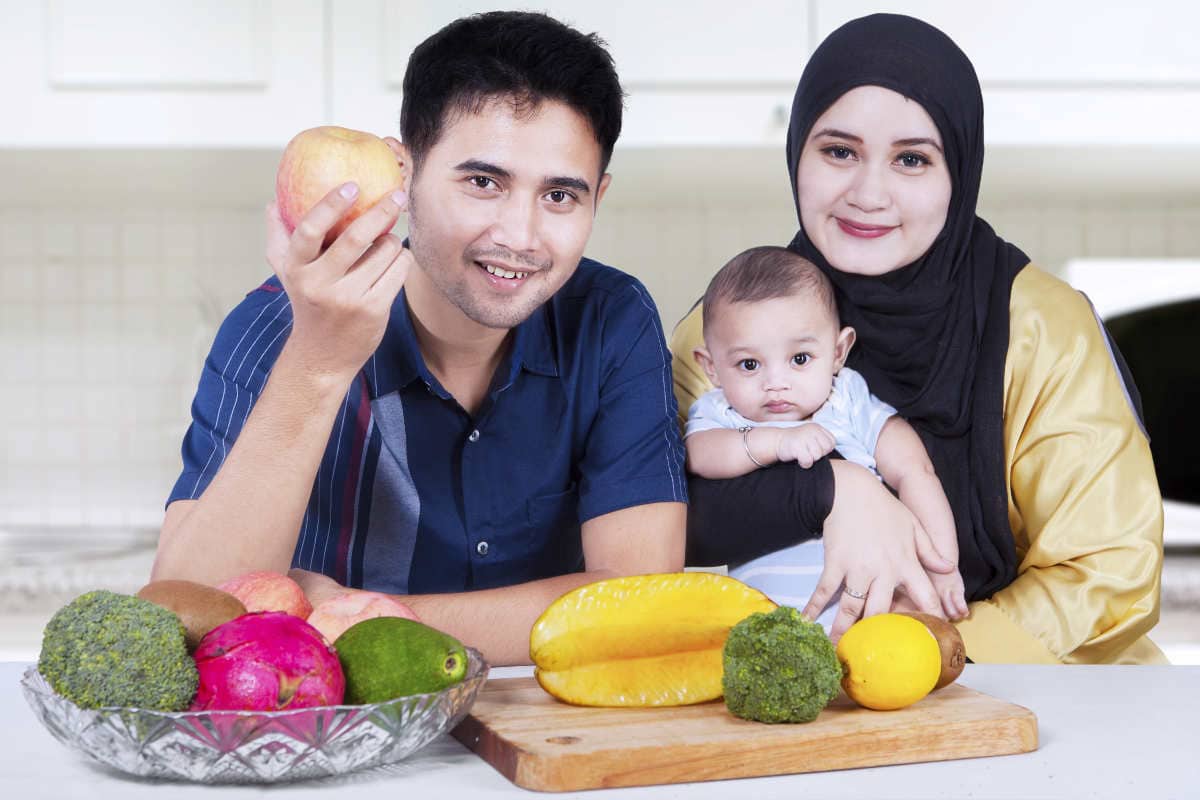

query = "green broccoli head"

[
  {"left": 722, "top": 605, "right": 842, "bottom": 723},
  {"left": 38, "top": 589, "right": 198, "bottom": 711}
]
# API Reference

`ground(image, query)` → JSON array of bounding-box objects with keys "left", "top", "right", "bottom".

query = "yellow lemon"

[
  {"left": 530, "top": 573, "right": 776, "bottom": 707},
  {"left": 836, "top": 613, "right": 941, "bottom": 710}
]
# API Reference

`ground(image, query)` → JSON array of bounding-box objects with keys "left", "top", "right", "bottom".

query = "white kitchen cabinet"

[
  {"left": 0, "top": 0, "right": 326, "bottom": 147},
  {"left": 563, "top": 0, "right": 807, "bottom": 147},
  {"left": 814, "top": 1, "right": 1200, "bottom": 146},
  {"left": 332, "top": 0, "right": 1200, "bottom": 150},
  {"left": 2, "top": 1, "right": 1197, "bottom": 150},
  {"left": 324, "top": 0, "right": 410, "bottom": 139},
  {"left": 816, "top": 1, "right": 1200, "bottom": 84},
  {"left": 329, "top": 1, "right": 808, "bottom": 147}
]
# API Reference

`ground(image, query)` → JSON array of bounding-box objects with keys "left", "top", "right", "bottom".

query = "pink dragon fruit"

[{"left": 191, "top": 611, "right": 345, "bottom": 711}]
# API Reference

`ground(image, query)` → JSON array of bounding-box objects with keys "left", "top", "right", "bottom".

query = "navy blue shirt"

[{"left": 169, "top": 259, "right": 686, "bottom": 594}]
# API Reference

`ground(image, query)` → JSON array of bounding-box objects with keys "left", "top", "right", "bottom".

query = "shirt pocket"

[{"left": 524, "top": 484, "right": 583, "bottom": 576}]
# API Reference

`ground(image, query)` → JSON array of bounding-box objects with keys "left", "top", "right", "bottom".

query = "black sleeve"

[{"left": 685, "top": 457, "right": 835, "bottom": 568}]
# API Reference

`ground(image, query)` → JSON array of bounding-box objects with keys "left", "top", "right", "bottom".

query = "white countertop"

[{"left": 3, "top": 662, "right": 1197, "bottom": 799}]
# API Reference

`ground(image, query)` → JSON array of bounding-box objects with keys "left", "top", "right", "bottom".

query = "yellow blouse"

[{"left": 669, "top": 265, "right": 1167, "bottom": 664}]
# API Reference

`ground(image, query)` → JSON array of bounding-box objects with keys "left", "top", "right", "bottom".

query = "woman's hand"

[
  {"left": 801, "top": 460, "right": 954, "bottom": 641},
  {"left": 888, "top": 589, "right": 925, "bottom": 615}
]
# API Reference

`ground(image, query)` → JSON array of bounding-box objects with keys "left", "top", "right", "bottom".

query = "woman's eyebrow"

[
  {"left": 811, "top": 128, "right": 862, "bottom": 143},
  {"left": 811, "top": 129, "right": 944, "bottom": 154},
  {"left": 893, "top": 137, "right": 944, "bottom": 153}
]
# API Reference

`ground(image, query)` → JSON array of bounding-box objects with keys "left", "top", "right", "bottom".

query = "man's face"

[{"left": 404, "top": 97, "right": 610, "bottom": 330}]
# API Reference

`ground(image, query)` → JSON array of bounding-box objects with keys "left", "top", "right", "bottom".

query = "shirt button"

[
  {"left": 476, "top": 541, "right": 489, "bottom": 556},
  {"left": 468, "top": 429, "right": 481, "bottom": 442}
]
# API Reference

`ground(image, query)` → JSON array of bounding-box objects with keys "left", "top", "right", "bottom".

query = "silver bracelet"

[{"left": 740, "top": 426, "right": 767, "bottom": 468}]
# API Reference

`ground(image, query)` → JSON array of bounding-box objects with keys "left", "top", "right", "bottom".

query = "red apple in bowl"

[
  {"left": 217, "top": 570, "right": 313, "bottom": 619},
  {"left": 306, "top": 590, "right": 420, "bottom": 644},
  {"left": 275, "top": 125, "right": 404, "bottom": 247}
]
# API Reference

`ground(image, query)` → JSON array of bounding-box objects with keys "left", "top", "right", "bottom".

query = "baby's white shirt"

[{"left": 685, "top": 366, "right": 897, "bottom": 475}]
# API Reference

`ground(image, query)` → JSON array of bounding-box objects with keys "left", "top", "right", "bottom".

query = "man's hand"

[
  {"left": 288, "top": 568, "right": 349, "bottom": 608},
  {"left": 265, "top": 183, "right": 412, "bottom": 384},
  {"left": 776, "top": 424, "right": 836, "bottom": 468}
]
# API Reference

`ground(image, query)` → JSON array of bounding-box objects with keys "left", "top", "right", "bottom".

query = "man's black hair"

[{"left": 400, "top": 11, "right": 624, "bottom": 174}]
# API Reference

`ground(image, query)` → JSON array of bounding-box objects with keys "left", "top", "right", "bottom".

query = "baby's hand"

[
  {"left": 930, "top": 568, "right": 968, "bottom": 621},
  {"left": 776, "top": 424, "right": 836, "bottom": 469}
]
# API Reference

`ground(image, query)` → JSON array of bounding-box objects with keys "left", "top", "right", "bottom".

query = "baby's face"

[{"left": 698, "top": 294, "right": 852, "bottom": 423}]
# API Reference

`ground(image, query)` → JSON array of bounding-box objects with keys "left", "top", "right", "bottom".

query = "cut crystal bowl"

[{"left": 20, "top": 647, "right": 488, "bottom": 783}]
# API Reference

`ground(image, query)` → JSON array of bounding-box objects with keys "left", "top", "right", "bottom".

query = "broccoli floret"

[
  {"left": 38, "top": 590, "right": 198, "bottom": 711},
  {"left": 722, "top": 606, "right": 841, "bottom": 723}
]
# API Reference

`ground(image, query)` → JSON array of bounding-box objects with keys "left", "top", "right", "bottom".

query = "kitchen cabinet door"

[
  {"left": 1, "top": 0, "right": 325, "bottom": 147},
  {"left": 816, "top": 0, "right": 1200, "bottom": 84},
  {"left": 329, "top": 1, "right": 810, "bottom": 147},
  {"left": 557, "top": 0, "right": 808, "bottom": 147},
  {"left": 813, "top": 1, "right": 1200, "bottom": 146}
]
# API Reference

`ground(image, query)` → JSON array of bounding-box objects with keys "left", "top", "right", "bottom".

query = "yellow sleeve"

[
  {"left": 668, "top": 302, "right": 712, "bottom": 434},
  {"left": 955, "top": 265, "right": 1167, "bottom": 664}
]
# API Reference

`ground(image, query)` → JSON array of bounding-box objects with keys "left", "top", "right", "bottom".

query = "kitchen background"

[{"left": 1, "top": 0, "right": 1198, "bottom": 662}]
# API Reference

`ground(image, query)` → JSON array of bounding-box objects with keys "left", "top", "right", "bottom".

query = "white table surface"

[{"left": 3, "top": 662, "right": 1197, "bottom": 799}]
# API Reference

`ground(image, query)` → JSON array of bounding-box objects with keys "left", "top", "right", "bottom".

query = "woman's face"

[{"left": 796, "top": 85, "right": 952, "bottom": 276}]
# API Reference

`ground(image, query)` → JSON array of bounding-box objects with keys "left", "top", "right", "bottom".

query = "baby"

[{"left": 686, "top": 246, "right": 966, "bottom": 626}]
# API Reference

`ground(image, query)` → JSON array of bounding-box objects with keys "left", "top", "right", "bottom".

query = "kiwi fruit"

[
  {"left": 136, "top": 579, "right": 247, "bottom": 650},
  {"left": 899, "top": 611, "right": 966, "bottom": 690}
]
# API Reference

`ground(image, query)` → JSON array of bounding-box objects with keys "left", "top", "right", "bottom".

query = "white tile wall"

[
  {"left": 0, "top": 203, "right": 264, "bottom": 528},
  {"left": 1, "top": 188, "right": 1198, "bottom": 528},
  {"left": 592, "top": 197, "right": 1200, "bottom": 334}
]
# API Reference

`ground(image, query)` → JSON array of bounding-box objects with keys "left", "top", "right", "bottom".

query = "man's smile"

[{"left": 477, "top": 260, "right": 531, "bottom": 280}]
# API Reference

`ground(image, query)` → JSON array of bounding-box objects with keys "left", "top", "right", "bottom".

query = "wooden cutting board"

[{"left": 451, "top": 677, "right": 1037, "bottom": 792}]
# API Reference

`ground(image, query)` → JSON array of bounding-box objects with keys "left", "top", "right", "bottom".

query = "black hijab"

[{"left": 785, "top": 14, "right": 1028, "bottom": 601}]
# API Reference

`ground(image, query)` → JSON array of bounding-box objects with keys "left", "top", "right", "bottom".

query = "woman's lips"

[{"left": 836, "top": 218, "right": 897, "bottom": 239}]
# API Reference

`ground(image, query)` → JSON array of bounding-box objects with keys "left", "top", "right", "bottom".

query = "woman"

[{"left": 671, "top": 14, "right": 1166, "bottom": 664}]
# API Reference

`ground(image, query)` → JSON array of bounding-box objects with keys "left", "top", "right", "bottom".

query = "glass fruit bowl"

[{"left": 19, "top": 647, "right": 488, "bottom": 784}]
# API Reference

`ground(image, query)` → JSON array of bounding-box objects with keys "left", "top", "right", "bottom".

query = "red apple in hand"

[{"left": 275, "top": 125, "right": 405, "bottom": 247}]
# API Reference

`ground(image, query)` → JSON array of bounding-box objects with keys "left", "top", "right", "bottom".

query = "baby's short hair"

[{"left": 701, "top": 246, "right": 838, "bottom": 332}]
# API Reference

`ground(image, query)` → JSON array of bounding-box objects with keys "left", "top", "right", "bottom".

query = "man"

[{"left": 152, "top": 12, "right": 686, "bottom": 665}]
